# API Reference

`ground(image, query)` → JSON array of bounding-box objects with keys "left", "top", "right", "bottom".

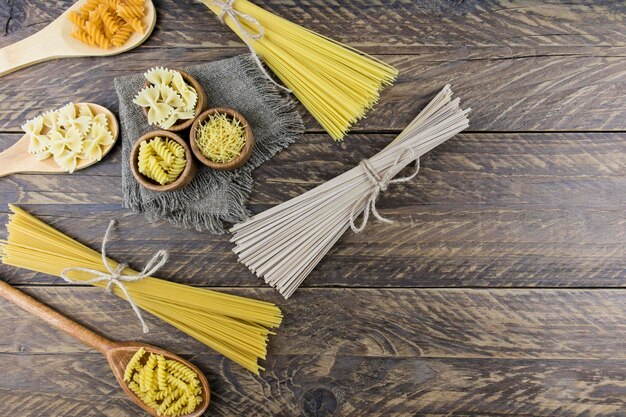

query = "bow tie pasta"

[
  {"left": 133, "top": 67, "right": 199, "bottom": 129},
  {"left": 21, "top": 103, "right": 115, "bottom": 173}
]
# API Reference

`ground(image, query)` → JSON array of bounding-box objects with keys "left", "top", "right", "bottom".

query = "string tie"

[
  {"left": 349, "top": 148, "right": 420, "bottom": 233},
  {"left": 206, "top": 0, "right": 291, "bottom": 93},
  {"left": 60, "top": 220, "right": 168, "bottom": 334}
]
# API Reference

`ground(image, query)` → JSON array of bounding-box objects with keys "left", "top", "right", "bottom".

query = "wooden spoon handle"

[
  {"left": 0, "top": 280, "right": 117, "bottom": 354},
  {"left": 0, "top": 137, "right": 27, "bottom": 178},
  {"left": 0, "top": 23, "right": 72, "bottom": 78}
]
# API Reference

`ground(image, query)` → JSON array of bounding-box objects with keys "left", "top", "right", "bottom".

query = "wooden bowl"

[
  {"left": 142, "top": 69, "right": 207, "bottom": 132},
  {"left": 189, "top": 108, "right": 255, "bottom": 171},
  {"left": 130, "top": 130, "right": 196, "bottom": 192}
]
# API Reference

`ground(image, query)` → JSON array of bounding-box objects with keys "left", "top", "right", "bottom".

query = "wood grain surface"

[
  {"left": 0, "top": 1, "right": 625, "bottom": 131},
  {"left": 0, "top": 0, "right": 625, "bottom": 416},
  {"left": 3, "top": 287, "right": 626, "bottom": 416},
  {"left": 1, "top": 132, "right": 623, "bottom": 288}
]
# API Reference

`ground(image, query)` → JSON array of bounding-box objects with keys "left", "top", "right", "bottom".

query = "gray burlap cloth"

[{"left": 114, "top": 55, "right": 304, "bottom": 233}]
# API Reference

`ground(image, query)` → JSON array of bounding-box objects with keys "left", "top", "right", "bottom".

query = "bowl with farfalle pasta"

[
  {"left": 134, "top": 67, "right": 207, "bottom": 132},
  {"left": 130, "top": 130, "right": 195, "bottom": 192}
]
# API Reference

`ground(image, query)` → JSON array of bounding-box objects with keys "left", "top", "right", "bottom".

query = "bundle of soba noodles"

[{"left": 231, "top": 85, "right": 470, "bottom": 298}]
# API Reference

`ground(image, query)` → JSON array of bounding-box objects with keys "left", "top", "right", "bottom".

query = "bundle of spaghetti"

[
  {"left": 231, "top": 86, "right": 470, "bottom": 298},
  {"left": 0, "top": 205, "right": 282, "bottom": 374},
  {"left": 199, "top": 0, "right": 397, "bottom": 141}
]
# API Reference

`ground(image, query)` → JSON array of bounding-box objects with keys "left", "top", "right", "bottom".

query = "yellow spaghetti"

[
  {"left": 199, "top": 0, "right": 398, "bottom": 141},
  {"left": 0, "top": 205, "right": 281, "bottom": 374}
]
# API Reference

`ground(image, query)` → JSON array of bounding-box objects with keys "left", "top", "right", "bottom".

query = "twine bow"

[
  {"left": 60, "top": 220, "right": 168, "bottom": 334},
  {"left": 205, "top": 0, "right": 291, "bottom": 93},
  {"left": 349, "top": 148, "right": 421, "bottom": 233}
]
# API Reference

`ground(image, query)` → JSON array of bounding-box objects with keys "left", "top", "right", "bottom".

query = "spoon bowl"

[
  {"left": 0, "top": 103, "right": 119, "bottom": 178},
  {"left": 107, "top": 343, "right": 210, "bottom": 417},
  {"left": 0, "top": 279, "right": 210, "bottom": 417},
  {"left": 0, "top": 0, "right": 156, "bottom": 78}
]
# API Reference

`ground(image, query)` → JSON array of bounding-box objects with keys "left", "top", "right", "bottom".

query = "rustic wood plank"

[
  {"left": 3, "top": 287, "right": 626, "bottom": 359},
  {"left": 1, "top": 1, "right": 625, "bottom": 132},
  {"left": 3, "top": 288, "right": 626, "bottom": 415},
  {"left": 1, "top": 132, "right": 623, "bottom": 287},
  {"left": 0, "top": 51, "right": 624, "bottom": 132},
  {"left": 2, "top": 0, "right": 625, "bottom": 54},
  {"left": 3, "top": 353, "right": 626, "bottom": 416}
]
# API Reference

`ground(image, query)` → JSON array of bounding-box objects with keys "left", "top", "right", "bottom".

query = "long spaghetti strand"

[
  {"left": 199, "top": 0, "right": 398, "bottom": 141},
  {"left": 0, "top": 205, "right": 282, "bottom": 374}
]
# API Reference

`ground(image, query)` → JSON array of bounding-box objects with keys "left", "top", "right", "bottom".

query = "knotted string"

[
  {"left": 350, "top": 148, "right": 421, "bottom": 233},
  {"left": 60, "top": 220, "right": 168, "bottom": 334},
  {"left": 205, "top": 0, "right": 292, "bottom": 93}
]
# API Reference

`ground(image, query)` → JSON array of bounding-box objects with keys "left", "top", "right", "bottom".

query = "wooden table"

[{"left": 1, "top": 1, "right": 625, "bottom": 416}]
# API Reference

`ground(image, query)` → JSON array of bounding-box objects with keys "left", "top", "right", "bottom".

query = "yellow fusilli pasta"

[
  {"left": 124, "top": 348, "right": 203, "bottom": 416},
  {"left": 149, "top": 137, "right": 175, "bottom": 166},
  {"left": 124, "top": 347, "right": 145, "bottom": 381},
  {"left": 137, "top": 137, "right": 187, "bottom": 186},
  {"left": 165, "top": 139, "right": 185, "bottom": 158}
]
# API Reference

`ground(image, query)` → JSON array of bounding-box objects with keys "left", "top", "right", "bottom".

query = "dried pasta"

[
  {"left": 137, "top": 137, "right": 186, "bottom": 185},
  {"left": 69, "top": 0, "right": 147, "bottom": 49},
  {"left": 124, "top": 334, "right": 202, "bottom": 416},
  {"left": 194, "top": 113, "right": 246, "bottom": 163},
  {"left": 0, "top": 206, "right": 282, "bottom": 374},
  {"left": 200, "top": 0, "right": 397, "bottom": 141},
  {"left": 21, "top": 103, "right": 115, "bottom": 173},
  {"left": 133, "top": 67, "right": 198, "bottom": 129}
]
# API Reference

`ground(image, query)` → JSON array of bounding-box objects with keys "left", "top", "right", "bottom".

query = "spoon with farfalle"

[
  {"left": 0, "top": 279, "right": 210, "bottom": 417},
  {"left": 0, "top": 103, "right": 119, "bottom": 178}
]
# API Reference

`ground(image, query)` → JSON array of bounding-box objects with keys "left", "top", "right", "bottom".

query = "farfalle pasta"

[
  {"left": 123, "top": 348, "right": 203, "bottom": 417},
  {"left": 133, "top": 67, "right": 198, "bottom": 129},
  {"left": 21, "top": 103, "right": 114, "bottom": 173},
  {"left": 69, "top": 0, "right": 146, "bottom": 49},
  {"left": 137, "top": 137, "right": 186, "bottom": 185}
]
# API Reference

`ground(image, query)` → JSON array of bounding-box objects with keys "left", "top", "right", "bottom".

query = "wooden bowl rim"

[
  {"left": 141, "top": 68, "right": 207, "bottom": 132},
  {"left": 129, "top": 130, "right": 195, "bottom": 192},
  {"left": 189, "top": 107, "right": 255, "bottom": 171}
]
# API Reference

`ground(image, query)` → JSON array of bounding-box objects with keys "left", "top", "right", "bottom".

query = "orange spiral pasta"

[
  {"left": 102, "top": 0, "right": 121, "bottom": 11},
  {"left": 69, "top": 0, "right": 146, "bottom": 49},
  {"left": 79, "top": 0, "right": 100, "bottom": 18},
  {"left": 70, "top": 29, "right": 98, "bottom": 47},
  {"left": 68, "top": 11, "right": 87, "bottom": 29},
  {"left": 126, "top": 17, "right": 144, "bottom": 33},
  {"left": 84, "top": 19, "right": 110, "bottom": 49},
  {"left": 111, "top": 23, "right": 133, "bottom": 47},
  {"left": 99, "top": 5, "right": 120, "bottom": 35},
  {"left": 117, "top": 2, "right": 144, "bottom": 19}
]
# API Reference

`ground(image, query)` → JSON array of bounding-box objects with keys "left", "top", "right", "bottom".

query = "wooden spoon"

[
  {"left": 0, "top": 103, "right": 119, "bottom": 178},
  {"left": 0, "top": 0, "right": 156, "bottom": 78},
  {"left": 0, "top": 279, "right": 210, "bottom": 417}
]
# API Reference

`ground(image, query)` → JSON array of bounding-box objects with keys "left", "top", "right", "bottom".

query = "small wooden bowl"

[
  {"left": 130, "top": 130, "right": 196, "bottom": 192},
  {"left": 142, "top": 69, "right": 207, "bottom": 132},
  {"left": 189, "top": 108, "right": 255, "bottom": 171}
]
